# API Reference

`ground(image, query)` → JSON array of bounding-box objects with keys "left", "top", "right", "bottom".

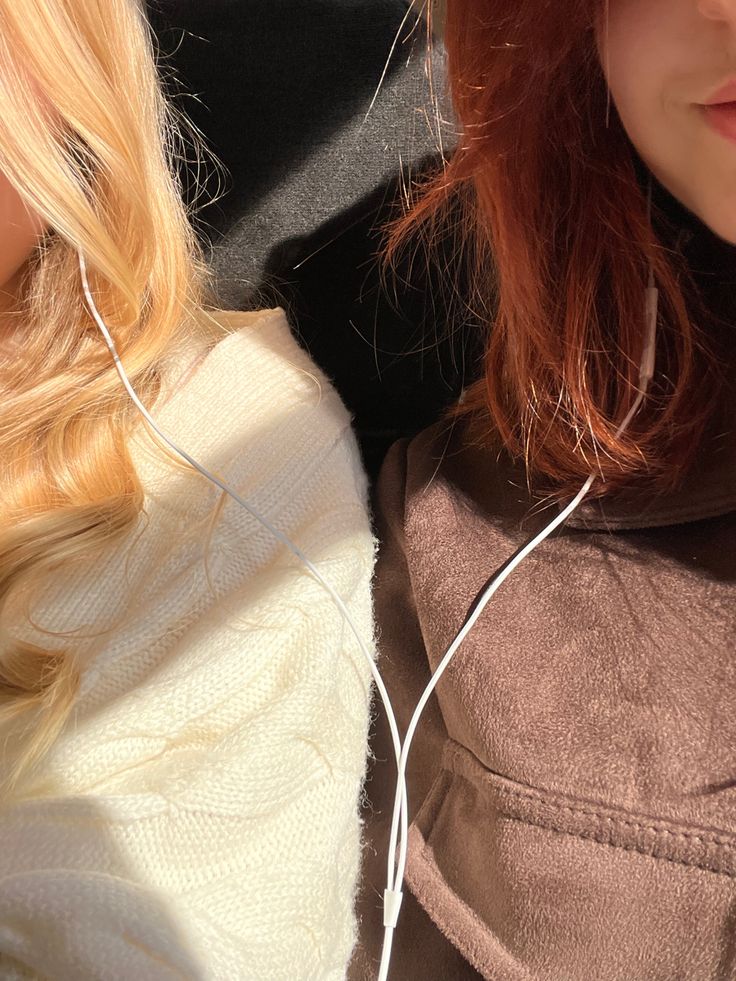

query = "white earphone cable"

[
  {"left": 79, "top": 249, "right": 657, "bottom": 981},
  {"left": 377, "top": 277, "right": 658, "bottom": 981},
  {"left": 77, "top": 250, "right": 409, "bottom": 868}
]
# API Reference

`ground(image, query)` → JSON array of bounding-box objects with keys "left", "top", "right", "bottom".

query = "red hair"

[{"left": 389, "top": 0, "right": 721, "bottom": 496}]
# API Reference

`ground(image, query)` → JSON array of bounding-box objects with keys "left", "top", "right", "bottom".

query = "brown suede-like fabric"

[{"left": 349, "top": 420, "right": 736, "bottom": 981}]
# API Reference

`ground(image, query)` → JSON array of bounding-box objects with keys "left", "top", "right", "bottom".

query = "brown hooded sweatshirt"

[{"left": 349, "top": 412, "right": 736, "bottom": 981}]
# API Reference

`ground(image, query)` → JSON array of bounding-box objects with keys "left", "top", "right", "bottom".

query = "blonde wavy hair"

[{"left": 0, "top": 0, "right": 226, "bottom": 793}]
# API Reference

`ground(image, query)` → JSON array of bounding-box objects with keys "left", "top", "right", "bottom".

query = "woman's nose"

[{"left": 698, "top": 0, "right": 736, "bottom": 24}]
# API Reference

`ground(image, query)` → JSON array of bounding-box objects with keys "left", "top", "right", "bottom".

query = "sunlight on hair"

[{"left": 0, "top": 0, "right": 221, "bottom": 798}]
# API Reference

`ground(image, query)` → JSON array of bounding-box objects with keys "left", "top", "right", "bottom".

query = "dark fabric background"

[{"left": 147, "top": 0, "right": 481, "bottom": 478}]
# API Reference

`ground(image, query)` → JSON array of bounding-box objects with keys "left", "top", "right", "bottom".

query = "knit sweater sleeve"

[{"left": 0, "top": 309, "right": 376, "bottom": 981}]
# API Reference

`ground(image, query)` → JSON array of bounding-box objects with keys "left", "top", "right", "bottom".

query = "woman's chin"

[
  {"left": 680, "top": 188, "right": 736, "bottom": 246},
  {"left": 694, "top": 209, "right": 736, "bottom": 245},
  {"left": 644, "top": 160, "right": 736, "bottom": 245}
]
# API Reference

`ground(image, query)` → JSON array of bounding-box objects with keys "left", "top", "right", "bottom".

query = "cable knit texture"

[{"left": 0, "top": 308, "right": 376, "bottom": 981}]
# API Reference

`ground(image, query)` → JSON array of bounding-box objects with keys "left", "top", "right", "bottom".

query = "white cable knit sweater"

[{"left": 0, "top": 309, "right": 376, "bottom": 981}]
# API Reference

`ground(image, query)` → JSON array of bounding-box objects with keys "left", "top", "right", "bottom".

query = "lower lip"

[{"left": 703, "top": 102, "right": 736, "bottom": 144}]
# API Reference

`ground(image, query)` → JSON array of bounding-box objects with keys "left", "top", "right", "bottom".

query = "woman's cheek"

[{"left": 0, "top": 170, "right": 45, "bottom": 290}]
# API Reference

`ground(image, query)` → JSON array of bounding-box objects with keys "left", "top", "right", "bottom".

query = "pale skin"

[
  {"left": 600, "top": 0, "right": 736, "bottom": 243},
  {"left": 0, "top": 168, "right": 44, "bottom": 319}
]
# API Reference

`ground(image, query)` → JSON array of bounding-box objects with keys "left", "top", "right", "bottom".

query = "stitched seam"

[
  {"left": 446, "top": 743, "right": 736, "bottom": 850},
  {"left": 512, "top": 819, "right": 736, "bottom": 880},
  {"left": 494, "top": 787, "right": 735, "bottom": 849}
]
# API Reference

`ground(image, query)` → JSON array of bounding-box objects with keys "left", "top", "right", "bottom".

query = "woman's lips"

[
  {"left": 705, "top": 79, "right": 736, "bottom": 106},
  {"left": 703, "top": 102, "right": 736, "bottom": 144},
  {"left": 702, "top": 79, "right": 736, "bottom": 143}
]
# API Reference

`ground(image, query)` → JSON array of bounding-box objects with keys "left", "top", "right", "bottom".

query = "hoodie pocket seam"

[{"left": 439, "top": 739, "right": 736, "bottom": 878}]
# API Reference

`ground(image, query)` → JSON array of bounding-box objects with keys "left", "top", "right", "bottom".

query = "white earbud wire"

[
  {"left": 77, "top": 249, "right": 409, "bottom": 869},
  {"left": 79, "top": 247, "right": 657, "bottom": 981},
  {"left": 376, "top": 271, "right": 658, "bottom": 981}
]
